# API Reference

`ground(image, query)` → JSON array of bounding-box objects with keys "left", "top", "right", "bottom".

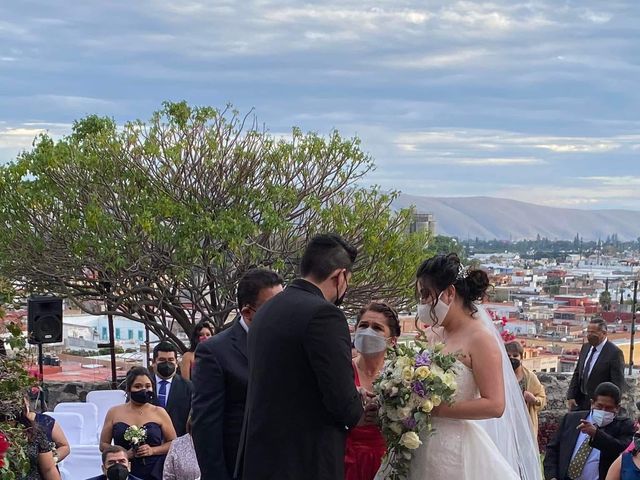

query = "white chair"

[
  {"left": 87, "top": 389, "right": 126, "bottom": 436},
  {"left": 54, "top": 402, "right": 98, "bottom": 445},
  {"left": 44, "top": 412, "right": 84, "bottom": 445},
  {"left": 58, "top": 444, "right": 102, "bottom": 480}
]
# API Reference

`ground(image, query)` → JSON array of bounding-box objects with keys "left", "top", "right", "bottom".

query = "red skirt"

[{"left": 344, "top": 425, "right": 387, "bottom": 480}]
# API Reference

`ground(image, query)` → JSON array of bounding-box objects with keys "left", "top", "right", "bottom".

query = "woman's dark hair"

[
  {"left": 125, "top": 366, "right": 153, "bottom": 393},
  {"left": 416, "top": 253, "right": 490, "bottom": 325},
  {"left": 189, "top": 320, "right": 215, "bottom": 352},
  {"left": 356, "top": 302, "right": 401, "bottom": 337},
  {"left": 505, "top": 341, "right": 524, "bottom": 358}
]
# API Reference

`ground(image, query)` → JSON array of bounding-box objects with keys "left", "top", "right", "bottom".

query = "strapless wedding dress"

[{"left": 378, "top": 361, "right": 521, "bottom": 480}]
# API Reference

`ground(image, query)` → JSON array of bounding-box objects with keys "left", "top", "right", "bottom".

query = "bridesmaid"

[
  {"left": 179, "top": 320, "right": 214, "bottom": 380},
  {"left": 100, "top": 367, "right": 176, "bottom": 480}
]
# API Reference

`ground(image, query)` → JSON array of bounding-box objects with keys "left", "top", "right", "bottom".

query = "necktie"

[
  {"left": 567, "top": 436, "right": 593, "bottom": 479},
  {"left": 158, "top": 380, "right": 168, "bottom": 408},
  {"left": 581, "top": 346, "right": 597, "bottom": 394}
]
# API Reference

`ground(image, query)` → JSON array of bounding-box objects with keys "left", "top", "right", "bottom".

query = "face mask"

[
  {"left": 592, "top": 409, "right": 615, "bottom": 427},
  {"left": 334, "top": 271, "right": 348, "bottom": 307},
  {"left": 417, "top": 291, "right": 450, "bottom": 326},
  {"left": 587, "top": 334, "right": 602, "bottom": 346},
  {"left": 634, "top": 435, "right": 640, "bottom": 451},
  {"left": 509, "top": 358, "right": 521, "bottom": 370},
  {"left": 156, "top": 361, "right": 176, "bottom": 379},
  {"left": 130, "top": 389, "right": 154, "bottom": 405},
  {"left": 106, "top": 463, "right": 129, "bottom": 480},
  {"left": 354, "top": 328, "right": 388, "bottom": 355}
]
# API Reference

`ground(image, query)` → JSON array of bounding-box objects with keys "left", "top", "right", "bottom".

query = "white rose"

[
  {"left": 399, "top": 431, "right": 422, "bottom": 450},
  {"left": 389, "top": 422, "right": 403, "bottom": 435},
  {"left": 390, "top": 386, "right": 399, "bottom": 397}
]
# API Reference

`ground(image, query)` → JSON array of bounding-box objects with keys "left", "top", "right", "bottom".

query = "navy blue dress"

[
  {"left": 34, "top": 412, "right": 55, "bottom": 442},
  {"left": 112, "top": 422, "right": 165, "bottom": 480},
  {"left": 622, "top": 452, "right": 640, "bottom": 480}
]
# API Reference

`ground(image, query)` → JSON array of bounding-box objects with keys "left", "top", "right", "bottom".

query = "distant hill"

[{"left": 392, "top": 194, "right": 640, "bottom": 241}]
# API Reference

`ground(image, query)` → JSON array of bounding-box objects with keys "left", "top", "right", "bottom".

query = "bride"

[{"left": 389, "top": 253, "right": 541, "bottom": 480}]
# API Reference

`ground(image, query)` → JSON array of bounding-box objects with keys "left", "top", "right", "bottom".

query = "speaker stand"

[{"left": 38, "top": 342, "right": 44, "bottom": 381}]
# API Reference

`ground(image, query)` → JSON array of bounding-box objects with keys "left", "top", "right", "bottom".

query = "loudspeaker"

[{"left": 28, "top": 296, "right": 63, "bottom": 344}]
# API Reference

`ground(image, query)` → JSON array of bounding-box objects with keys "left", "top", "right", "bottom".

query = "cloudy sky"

[{"left": 1, "top": 1, "right": 639, "bottom": 209}]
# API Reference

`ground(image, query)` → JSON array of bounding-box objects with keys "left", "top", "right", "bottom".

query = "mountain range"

[{"left": 392, "top": 194, "right": 640, "bottom": 241}]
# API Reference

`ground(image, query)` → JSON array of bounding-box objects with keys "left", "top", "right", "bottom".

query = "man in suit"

[
  {"left": 544, "top": 381, "right": 634, "bottom": 480},
  {"left": 238, "top": 234, "right": 370, "bottom": 480},
  {"left": 85, "top": 445, "right": 142, "bottom": 480},
  {"left": 191, "top": 268, "right": 284, "bottom": 480},
  {"left": 151, "top": 341, "right": 193, "bottom": 437},
  {"left": 567, "top": 318, "right": 625, "bottom": 411}
]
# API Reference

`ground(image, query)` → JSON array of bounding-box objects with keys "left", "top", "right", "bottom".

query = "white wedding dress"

[
  {"left": 406, "top": 361, "right": 520, "bottom": 479},
  {"left": 376, "top": 306, "right": 542, "bottom": 480}
]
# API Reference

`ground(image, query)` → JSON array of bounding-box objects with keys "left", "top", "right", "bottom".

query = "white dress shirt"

[
  {"left": 239, "top": 317, "right": 249, "bottom": 333},
  {"left": 155, "top": 374, "right": 173, "bottom": 405},
  {"left": 584, "top": 338, "right": 607, "bottom": 378},
  {"left": 570, "top": 411, "right": 601, "bottom": 480}
]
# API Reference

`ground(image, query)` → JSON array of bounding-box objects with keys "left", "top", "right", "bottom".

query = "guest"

[
  {"left": 100, "top": 367, "right": 177, "bottom": 480},
  {"left": 544, "top": 382, "right": 634, "bottom": 480},
  {"left": 162, "top": 415, "right": 200, "bottom": 480},
  {"left": 0, "top": 403, "right": 60, "bottom": 480},
  {"left": 504, "top": 341, "right": 546, "bottom": 442},
  {"left": 25, "top": 396, "right": 70, "bottom": 464},
  {"left": 239, "top": 234, "right": 366, "bottom": 480},
  {"left": 150, "top": 342, "right": 192, "bottom": 437},
  {"left": 567, "top": 318, "right": 625, "bottom": 411},
  {"left": 179, "top": 320, "right": 213, "bottom": 380},
  {"left": 191, "top": 268, "right": 283, "bottom": 480},
  {"left": 605, "top": 433, "right": 640, "bottom": 480},
  {"left": 345, "top": 302, "right": 400, "bottom": 480},
  {"left": 85, "top": 445, "right": 142, "bottom": 480}
]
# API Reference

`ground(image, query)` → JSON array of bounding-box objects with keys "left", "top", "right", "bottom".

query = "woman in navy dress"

[
  {"left": 99, "top": 367, "right": 176, "bottom": 480},
  {"left": 607, "top": 435, "right": 640, "bottom": 480}
]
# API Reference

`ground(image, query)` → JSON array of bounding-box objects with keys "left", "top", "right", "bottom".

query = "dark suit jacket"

[
  {"left": 567, "top": 340, "right": 625, "bottom": 410},
  {"left": 543, "top": 410, "right": 635, "bottom": 480},
  {"left": 152, "top": 373, "right": 193, "bottom": 437},
  {"left": 238, "top": 279, "right": 363, "bottom": 480},
  {"left": 192, "top": 318, "right": 248, "bottom": 480}
]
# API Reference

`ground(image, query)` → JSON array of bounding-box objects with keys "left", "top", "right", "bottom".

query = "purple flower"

[
  {"left": 403, "top": 416, "right": 417, "bottom": 429},
  {"left": 411, "top": 380, "right": 426, "bottom": 398},
  {"left": 415, "top": 352, "right": 432, "bottom": 367}
]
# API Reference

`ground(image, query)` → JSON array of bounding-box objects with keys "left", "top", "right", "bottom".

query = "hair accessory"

[{"left": 456, "top": 264, "right": 468, "bottom": 280}]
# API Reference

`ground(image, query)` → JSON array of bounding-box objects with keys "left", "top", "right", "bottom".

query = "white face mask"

[
  {"left": 354, "top": 327, "right": 388, "bottom": 355},
  {"left": 417, "top": 291, "right": 451, "bottom": 326},
  {"left": 592, "top": 409, "right": 615, "bottom": 427}
]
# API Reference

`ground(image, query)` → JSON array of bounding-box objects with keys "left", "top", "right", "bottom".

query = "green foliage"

[
  {"left": 599, "top": 290, "right": 612, "bottom": 311},
  {"left": 544, "top": 277, "right": 562, "bottom": 295},
  {"left": 0, "top": 322, "right": 33, "bottom": 479},
  {"left": 0, "top": 102, "right": 432, "bottom": 350}
]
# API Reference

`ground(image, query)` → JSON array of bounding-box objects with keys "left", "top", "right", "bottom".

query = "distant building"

[{"left": 409, "top": 213, "right": 436, "bottom": 235}]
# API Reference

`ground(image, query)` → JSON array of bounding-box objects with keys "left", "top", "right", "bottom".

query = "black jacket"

[
  {"left": 238, "top": 279, "right": 363, "bottom": 480},
  {"left": 192, "top": 319, "right": 249, "bottom": 480},
  {"left": 152, "top": 372, "right": 192, "bottom": 437},
  {"left": 85, "top": 474, "right": 142, "bottom": 480},
  {"left": 567, "top": 340, "right": 625, "bottom": 410},
  {"left": 543, "top": 410, "right": 635, "bottom": 480}
]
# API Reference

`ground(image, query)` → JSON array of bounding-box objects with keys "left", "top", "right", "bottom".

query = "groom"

[{"left": 237, "top": 234, "right": 366, "bottom": 480}]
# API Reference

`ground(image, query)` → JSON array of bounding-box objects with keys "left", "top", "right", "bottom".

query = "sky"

[{"left": 1, "top": 0, "right": 639, "bottom": 210}]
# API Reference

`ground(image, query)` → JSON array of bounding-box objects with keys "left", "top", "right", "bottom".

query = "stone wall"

[
  {"left": 536, "top": 372, "right": 639, "bottom": 452},
  {"left": 42, "top": 381, "right": 117, "bottom": 407}
]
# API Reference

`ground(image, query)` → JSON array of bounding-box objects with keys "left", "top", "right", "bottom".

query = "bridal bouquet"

[
  {"left": 374, "top": 341, "right": 458, "bottom": 479},
  {"left": 123, "top": 425, "right": 147, "bottom": 448}
]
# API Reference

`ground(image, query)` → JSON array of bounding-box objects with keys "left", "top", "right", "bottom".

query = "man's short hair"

[
  {"left": 102, "top": 445, "right": 128, "bottom": 464},
  {"left": 593, "top": 381, "right": 621, "bottom": 404},
  {"left": 589, "top": 317, "right": 608, "bottom": 332},
  {"left": 237, "top": 268, "right": 284, "bottom": 309},
  {"left": 153, "top": 341, "right": 178, "bottom": 360},
  {"left": 505, "top": 341, "right": 524, "bottom": 358},
  {"left": 300, "top": 234, "right": 357, "bottom": 281}
]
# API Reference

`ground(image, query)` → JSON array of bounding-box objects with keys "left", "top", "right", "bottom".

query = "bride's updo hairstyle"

[{"left": 416, "top": 253, "right": 490, "bottom": 316}]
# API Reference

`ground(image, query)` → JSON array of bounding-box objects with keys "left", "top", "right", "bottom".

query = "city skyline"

[{"left": 1, "top": 1, "right": 639, "bottom": 210}]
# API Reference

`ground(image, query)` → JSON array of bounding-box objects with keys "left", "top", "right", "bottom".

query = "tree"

[
  {"left": 599, "top": 290, "right": 612, "bottom": 311},
  {"left": 0, "top": 102, "right": 431, "bottom": 350},
  {"left": 430, "top": 235, "right": 467, "bottom": 261},
  {"left": 543, "top": 278, "right": 562, "bottom": 295}
]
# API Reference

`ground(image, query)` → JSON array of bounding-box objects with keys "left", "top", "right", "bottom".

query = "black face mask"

[
  {"left": 156, "top": 361, "right": 176, "bottom": 379},
  {"left": 334, "top": 271, "right": 348, "bottom": 307},
  {"left": 106, "top": 463, "right": 129, "bottom": 480},
  {"left": 509, "top": 358, "right": 521, "bottom": 371},
  {"left": 129, "top": 389, "right": 154, "bottom": 404}
]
